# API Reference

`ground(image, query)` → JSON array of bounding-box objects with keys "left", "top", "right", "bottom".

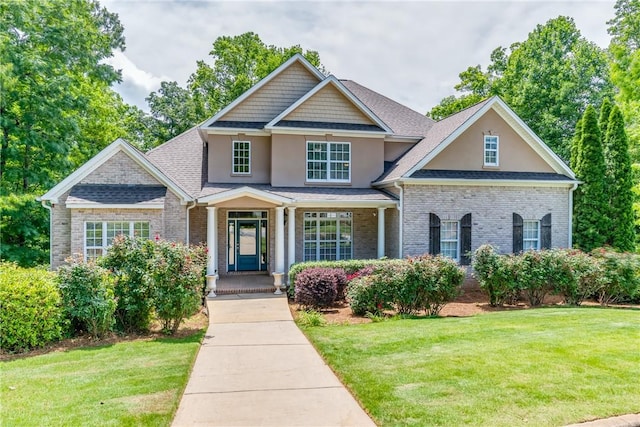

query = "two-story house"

[{"left": 40, "top": 54, "right": 578, "bottom": 285}]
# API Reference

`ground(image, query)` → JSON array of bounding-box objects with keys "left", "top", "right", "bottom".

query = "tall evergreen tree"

[
  {"left": 599, "top": 98, "right": 613, "bottom": 136},
  {"left": 603, "top": 105, "right": 635, "bottom": 251},
  {"left": 573, "top": 105, "right": 609, "bottom": 251},
  {"left": 570, "top": 117, "right": 583, "bottom": 172}
]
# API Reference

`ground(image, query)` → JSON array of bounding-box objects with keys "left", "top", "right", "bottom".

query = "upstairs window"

[
  {"left": 232, "top": 141, "right": 251, "bottom": 174},
  {"left": 484, "top": 135, "right": 499, "bottom": 166},
  {"left": 306, "top": 141, "right": 350, "bottom": 182}
]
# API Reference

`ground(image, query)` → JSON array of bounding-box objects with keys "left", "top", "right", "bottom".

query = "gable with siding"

[{"left": 220, "top": 61, "right": 322, "bottom": 122}]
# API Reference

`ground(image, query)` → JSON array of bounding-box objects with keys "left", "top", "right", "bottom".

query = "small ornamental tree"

[
  {"left": 603, "top": 105, "right": 635, "bottom": 251},
  {"left": 573, "top": 105, "right": 609, "bottom": 252}
]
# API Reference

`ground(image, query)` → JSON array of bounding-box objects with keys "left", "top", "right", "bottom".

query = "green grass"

[
  {"left": 1, "top": 332, "right": 204, "bottom": 426},
  {"left": 302, "top": 307, "right": 640, "bottom": 427}
]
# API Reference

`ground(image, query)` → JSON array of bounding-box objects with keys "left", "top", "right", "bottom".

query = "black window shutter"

[
  {"left": 513, "top": 213, "right": 523, "bottom": 253},
  {"left": 429, "top": 213, "right": 440, "bottom": 255},
  {"left": 540, "top": 213, "right": 552, "bottom": 249},
  {"left": 460, "top": 213, "right": 472, "bottom": 265}
]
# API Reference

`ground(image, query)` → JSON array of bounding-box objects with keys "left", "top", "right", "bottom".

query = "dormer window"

[
  {"left": 484, "top": 135, "right": 499, "bottom": 167},
  {"left": 306, "top": 141, "right": 350, "bottom": 182},
  {"left": 232, "top": 141, "right": 251, "bottom": 175}
]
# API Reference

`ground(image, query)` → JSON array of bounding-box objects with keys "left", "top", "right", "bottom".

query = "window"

[
  {"left": 523, "top": 220, "right": 540, "bottom": 250},
  {"left": 85, "top": 221, "right": 150, "bottom": 261},
  {"left": 484, "top": 135, "right": 499, "bottom": 166},
  {"left": 303, "top": 212, "right": 352, "bottom": 261},
  {"left": 232, "top": 141, "right": 251, "bottom": 174},
  {"left": 440, "top": 220, "right": 459, "bottom": 260},
  {"left": 306, "top": 141, "right": 350, "bottom": 182}
]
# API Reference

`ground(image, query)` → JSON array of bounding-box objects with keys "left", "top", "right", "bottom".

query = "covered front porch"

[{"left": 192, "top": 185, "right": 398, "bottom": 290}]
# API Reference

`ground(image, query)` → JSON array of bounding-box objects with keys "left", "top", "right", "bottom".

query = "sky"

[{"left": 102, "top": 0, "right": 617, "bottom": 115}]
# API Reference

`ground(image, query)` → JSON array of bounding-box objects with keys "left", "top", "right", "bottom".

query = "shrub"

[
  {"left": 346, "top": 274, "right": 394, "bottom": 316},
  {"left": 100, "top": 236, "right": 156, "bottom": 332},
  {"left": 393, "top": 255, "right": 464, "bottom": 316},
  {"left": 0, "top": 263, "right": 64, "bottom": 352},
  {"left": 150, "top": 241, "right": 206, "bottom": 334},
  {"left": 517, "top": 250, "right": 556, "bottom": 306},
  {"left": 57, "top": 256, "right": 116, "bottom": 339},
  {"left": 592, "top": 250, "right": 640, "bottom": 305},
  {"left": 473, "top": 245, "right": 520, "bottom": 306},
  {"left": 294, "top": 267, "right": 345, "bottom": 309},
  {"left": 551, "top": 249, "right": 600, "bottom": 305}
]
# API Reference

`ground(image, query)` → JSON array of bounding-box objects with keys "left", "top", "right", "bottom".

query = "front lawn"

[
  {"left": 1, "top": 332, "right": 204, "bottom": 426},
  {"left": 302, "top": 307, "right": 640, "bottom": 426}
]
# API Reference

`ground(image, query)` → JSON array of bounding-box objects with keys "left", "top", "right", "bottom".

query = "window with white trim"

[
  {"left": 523, "top": 220, "right": 540, "bottom": 250},
  {"left": 306, "top": 141, "right": 350, "bottom": 182},
  {"left": 85, "top": 221, "right": 150, "bottom": 261},
  {"left": 484, "top": 135, "right": 499, "bottom": 166},
  {"left": 232, "top": 141, "right": 251, "bottom": 174},
  {"left": 303, "top": 212, "right": 352, "bottom": 261},
  {"left": 440, "top": 220, "right": 459, "bottom": 260}
]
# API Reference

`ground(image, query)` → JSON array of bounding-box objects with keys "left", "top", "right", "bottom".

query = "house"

[{"left": 39, "top": 54, "right": 578, "bottom": 284}]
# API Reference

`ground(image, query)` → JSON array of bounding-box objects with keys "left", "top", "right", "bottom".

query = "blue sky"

[{"left": 103, "top": 0, "right": 616, "bottom": 115}]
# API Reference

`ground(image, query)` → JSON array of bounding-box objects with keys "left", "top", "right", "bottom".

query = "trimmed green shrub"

[
  {"left": 100, "top": 236, "right": 156, "bottom": 332},
  {"left": 473, "top": 245, "right": 520, "bottom": 307},
  {"left": 517, "top": 250, "right": 556, "bottom": 306},
  {"left": 551, "top": 249, "right": 600, "bottom": 305},
  {"left": 592, "top": 249, "right": 640, "bottom": 305},
  {"left": 0, "top": 263, "right": 64, "bottom": 352},
  {"left": 294, "top": 267, "right": 346, "bottom": 309},
  {"left": 346, "top": 274, "right": 395, "bottom": 316},
  {"left": 150, "top": 241, "right": 206, "bottom": 334},
  {"left": 57, "top": 256, "right": 116, "bottom": 339}
]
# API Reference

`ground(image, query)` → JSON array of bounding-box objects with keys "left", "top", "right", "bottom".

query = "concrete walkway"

[{"left": 172, "top": 294, "right": 376, "bottom": 426}]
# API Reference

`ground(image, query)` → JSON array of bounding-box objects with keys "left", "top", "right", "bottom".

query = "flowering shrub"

[
  {"left": 100, "top": 236, "right": 156, "bottom": 332},
  {"left": 57, "top": 256, "right": 116, "bottom": 339},
  {"left": 0, "top": 263, "right": 65, "bottom": 352},
  {"left": 473, "top": 245, "right": 520, "bottom": 306},
  {"left": 294, "top": 267, "right": 346, "bottom": 309},
  {"left": 346, "top": 274, "right": 394, "bottom": 316},
  {"left": 551, "top": 249, "right": 600, "bottom": 305},
  {"left": 150, "top": 241, "right": 206, "bottom": 334},
  {"left": 592, "top": 250, "right": 640, "bottom": 305}
]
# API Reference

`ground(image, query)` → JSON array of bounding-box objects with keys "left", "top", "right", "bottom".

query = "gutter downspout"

[
  {"left": 185, "top": 201, "right": 196, "bottom": 245},
  {"left": 394, "top": 182, "right": 403, "bottom": 258},
  {"left": 41, "top": 201, "right": 53, "bottom": 269},
  {"left": 568, "top": 182, "right": 578, "bottom": 248}
]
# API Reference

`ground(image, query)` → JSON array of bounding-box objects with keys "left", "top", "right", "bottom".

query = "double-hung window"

[
  {"left": 523, "top": 220, "right": 540, "bottom": 250},
  {"left": 306, "top": 141, "right": 350, "bottom": 182},
  {"left": 232, "top": 141, "right": 251, "bottom": 174},
  {"left": 303, "top": 212, "right": 352, "bottom": 261},
  {"left": 484, "top": 135, "right": 499, "bottom": 166},
  {"left": 85, "top": 221, "right": 150, "bottom": 261},
  {"left": 440, "top": 220, "right": 459, "bottom": 260}
]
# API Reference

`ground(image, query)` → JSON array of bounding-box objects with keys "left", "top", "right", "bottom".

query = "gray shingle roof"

[
  {"left": 207, "top": 121, "right": 268, "bottom": 129},
  {"left": 410, "top": 170, "right": 576, "bottom": 181},
  {"left": 274, "top": 120, "right": 385, "bottom": 132},
  {"left": 146, "top": 126, "right": 205, "bottom": 198},
  {"left": 67, "top": 184, "right": 167, "bottom": 205},
  {"left": 376, "top": 98, "right": 492, "bottom": 182},
  {"left": 199, "top": 184, "right": 397, "bottom": 202},
  {"left": 341, "top": 80, "right": 435, "bottom": 137}
]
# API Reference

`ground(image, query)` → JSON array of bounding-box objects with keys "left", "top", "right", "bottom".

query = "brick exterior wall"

[
  {"left": 402, "top": 184, "right": 571, "bottom": 256},
  {"left": 50, "top": 151, "right": 188, "bottom": 268}
]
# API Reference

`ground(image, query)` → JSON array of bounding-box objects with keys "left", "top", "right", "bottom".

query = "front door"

[
  {"left": 236, "top": 220, "right": 260, "bottom": 271},
  {"left": 227, "top": 211, "right": 268, "bottom": 272}
]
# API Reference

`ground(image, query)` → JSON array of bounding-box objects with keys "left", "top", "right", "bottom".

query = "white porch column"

[
  {"left": 287, "top": 206, "right": 296, "bottom": 270},
  {"left": 275, "top": 206, "right": 285, "bottom": 273},
  {"left": 206, "top": 206, "right": 218, "bottom": 276},
  {"left": 377, "top": 207, "right": 386, "bottom": 259}
]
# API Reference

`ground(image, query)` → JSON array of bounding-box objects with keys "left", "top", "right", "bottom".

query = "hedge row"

[
  {"left": 473, "top": 245, "right": 640, "bottom": 307},
  {"left": 1, "top": 237, "right": 207, "bottom": 353},
  {"left": 291, "top": 256, "right": 465, "bottom": 316}
]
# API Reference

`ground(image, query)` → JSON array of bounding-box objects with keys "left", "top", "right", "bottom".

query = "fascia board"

[
  {"left": 66, "top": 203, "right": 165, "bottom": 209},
  {"left": 265, "top": 76, "right": 393, "bottom": 134},
  {"left": 268, "top": 128, "right": 387, "bottom": 138},
  {"left": 199, "top": 54, "right": 324, "bottom": 129},
  {"left": 198, "top": 186, "right": 292, "bottom": 205},
  {"left": 291, "top": 200, "right": 397, "bottom": 208},
  {"left": 203, "top": 128, "right": 271, "bottom": 136},
  {"left": 399, "top": 177, "right": 579, "bottom": 187},
  {"left": 404, "top": 98, "right": 496, "bottom": 178}
]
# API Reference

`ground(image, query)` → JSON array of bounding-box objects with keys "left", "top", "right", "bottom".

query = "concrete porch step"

[{"left": 215, "top": 273, "right": 286, "bottom": 295}]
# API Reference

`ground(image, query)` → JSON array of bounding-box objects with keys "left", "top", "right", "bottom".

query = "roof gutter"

[
  {"left": 185, "top": 201, "right": 197, "bottom": 245},
  {"left": 394, "top": 182, "right": 403, "bottom": 258},
  {"left": 568, "top": 182, "right": 578, "bottom": 248}
]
